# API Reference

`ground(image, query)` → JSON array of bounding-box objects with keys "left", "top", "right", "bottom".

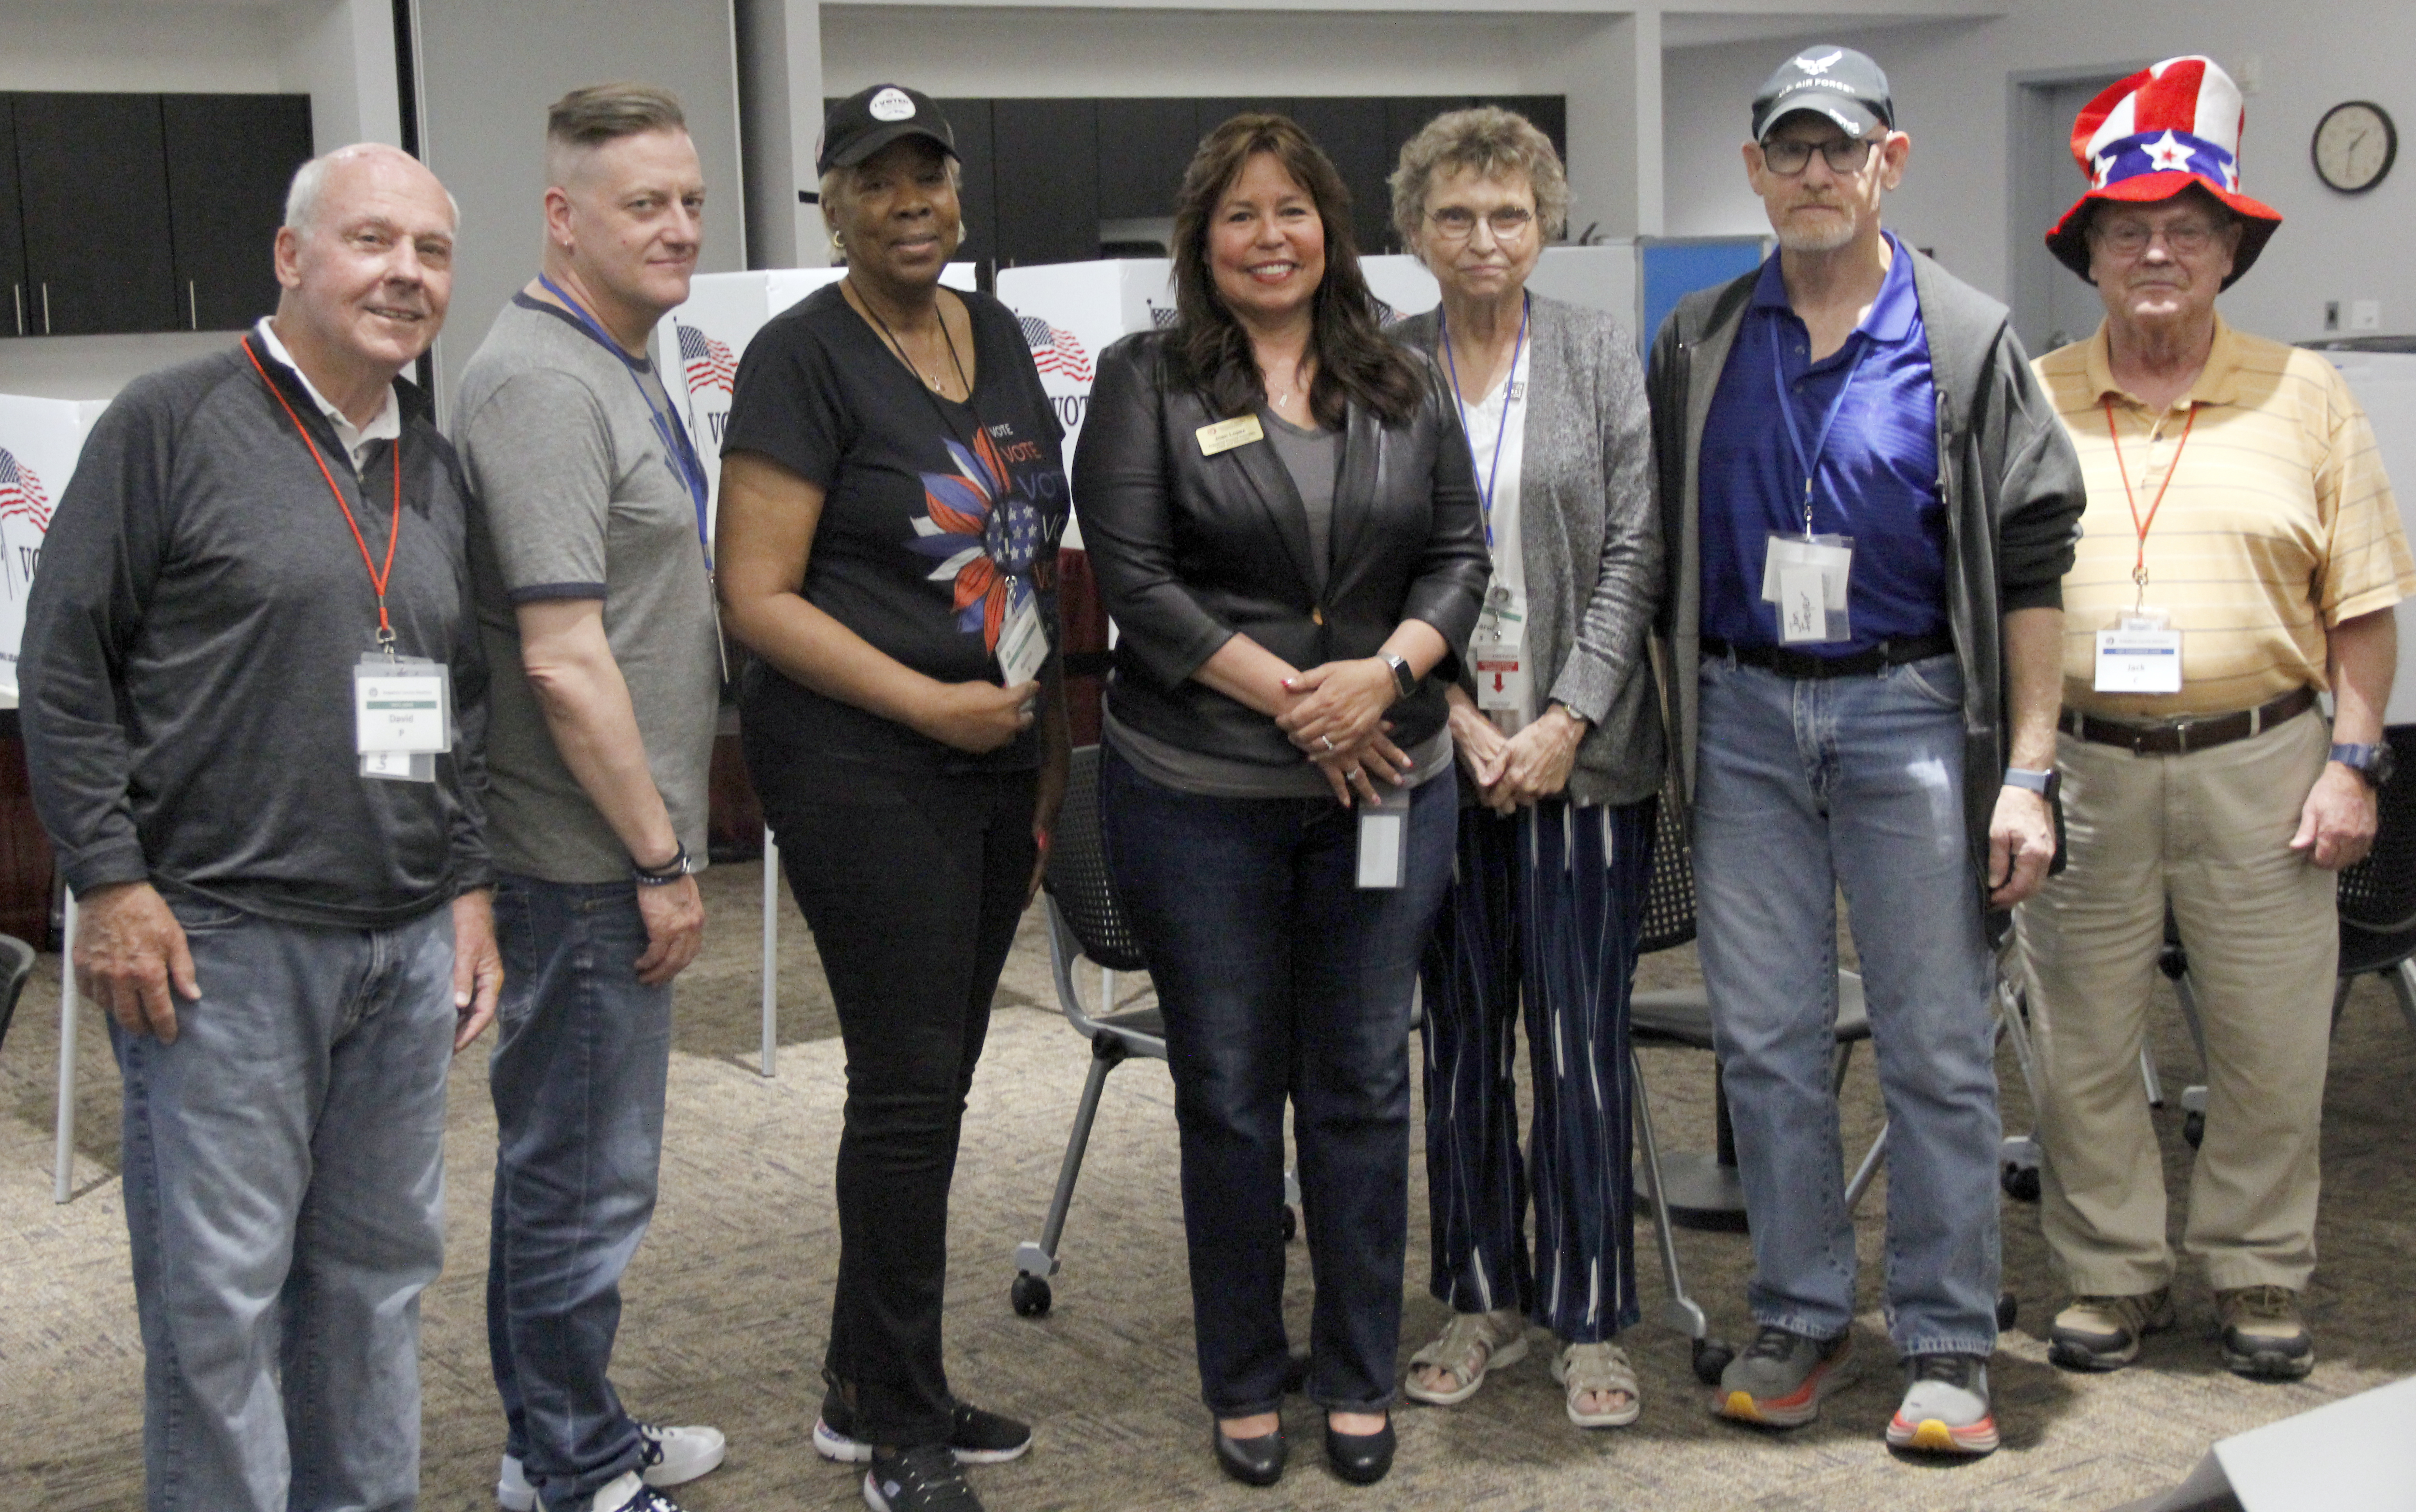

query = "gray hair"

[
  {"left": 818, "top": 154, "right": 963, "bottom": 262},
  {"left": 1389, "top": 106, "right": 1569, "bottom": 255},
  {"left": 283, "top": 144, "right": 461, "bottom": 237}
]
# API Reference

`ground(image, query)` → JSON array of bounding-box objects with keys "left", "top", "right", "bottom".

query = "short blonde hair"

[
  {"left": 544, "top": 82, "right": 687, "bottom": 188},
  {"left": 1389, "top": 106, "right": 1569, "bottom": 256}
]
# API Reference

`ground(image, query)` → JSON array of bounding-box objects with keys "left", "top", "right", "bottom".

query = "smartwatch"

[
  {"left": 1379, "top": 651, "right": 1419, "bottom": 701},
  {"left": 2004, "top": 766, "right": 2060, "bottom": 801},
  {"left": 2330, "top": 742, "right": 2396, "bottom": 788}
]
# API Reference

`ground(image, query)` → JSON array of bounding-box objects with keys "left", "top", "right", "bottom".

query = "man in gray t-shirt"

[{"left": 453, "top": 84, "right": 726, "bottom": 1512}]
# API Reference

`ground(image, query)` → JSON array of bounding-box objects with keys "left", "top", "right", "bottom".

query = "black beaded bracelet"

[{"left": 632, "top": 843, "right": 692, "bottom": 885}]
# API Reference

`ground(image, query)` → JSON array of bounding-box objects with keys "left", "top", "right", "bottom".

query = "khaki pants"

[{"left": 2017, "top": 709, "right": 2337, "bottom": 1296}]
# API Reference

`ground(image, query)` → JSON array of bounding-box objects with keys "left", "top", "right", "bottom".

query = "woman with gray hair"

[{"left": 1388, "top": 106, "right": 1666, "bottom": 1429}]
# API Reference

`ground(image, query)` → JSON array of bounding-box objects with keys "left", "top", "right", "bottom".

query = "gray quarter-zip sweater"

[{"left": 21, "top": 335, "right": 491, "bottom": 928}]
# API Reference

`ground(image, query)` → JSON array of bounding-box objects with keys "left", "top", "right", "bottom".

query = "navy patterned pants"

[{"left": 1417, "top": 795, "right": 1655, "bottom": 1343}]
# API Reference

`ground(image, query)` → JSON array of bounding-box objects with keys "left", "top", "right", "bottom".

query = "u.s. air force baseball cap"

[
  {"left": 1751, "top": 46, "right": 1895, "bottom": 141},
  {"left": 816, "top": 84, "right": 957, "bottom": 176}
]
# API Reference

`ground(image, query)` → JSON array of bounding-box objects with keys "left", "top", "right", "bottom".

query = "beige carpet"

[{"left": 6, "top": 859, "right": 2414, "bottom": 1511}]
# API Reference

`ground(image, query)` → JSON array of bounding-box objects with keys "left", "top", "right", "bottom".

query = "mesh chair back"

[
  {"left": 1638, "top": 766, "right": 1697, "bottom": 955},
  {"left": 1042, "top": 746, "right": 1150, "bottom": 972},
  {"left": 0, "top": 931, "right": 33, "bottom": 1054},
  {"left": 2337, "top": 726, "right": 2416, "bottom": 933}
]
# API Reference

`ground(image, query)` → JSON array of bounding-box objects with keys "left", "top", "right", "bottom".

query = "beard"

[{"left": 1774, "top": 207, "right": 1857, "bottom": 253}]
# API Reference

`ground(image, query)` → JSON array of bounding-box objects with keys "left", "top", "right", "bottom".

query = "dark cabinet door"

[
  {"left": 0, "top": 102, "right": 26, "bottom": 337},
  {"left": 933, "top": 98, "right": 997, "bottom": 269},
  {"left": 163, "top": 94, "right": 312, "bottom": 331},
  {"left": 1096, "top": 98, "right": 1195, "bottom": 224},
  {"left": 1290, "top": 98, "right": 1391, "bottom": 255},
  {"left": 992, "top": 99, "right": 1097, "bottom": 267},
  {"left": 14, "top": 93, "right": 175, "bottom": 336}
]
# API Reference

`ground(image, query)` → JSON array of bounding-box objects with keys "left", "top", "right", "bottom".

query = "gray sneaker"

[
  {"left": 2049, "top": 1288, "right": 2174, "bottom": 1372},
  {"left": 1885, "top": 1354, "right": 1999, "bottom": 1456},
  {"left": 1714, "top": 1325, "right": 1855, "bottom": 1428}
]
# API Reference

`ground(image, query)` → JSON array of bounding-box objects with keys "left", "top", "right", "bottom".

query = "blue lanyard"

[
  {"left": 536, "top": 275, "right": 712, "bottom": 562},
  {"left": 1768, "top": 309, "right": 1873, "bottom": 537},
  {"left": 1439, "top": 293, "right": 1527, "bottom": 551}
]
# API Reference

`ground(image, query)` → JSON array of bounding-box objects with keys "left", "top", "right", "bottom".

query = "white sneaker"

[{"left": 496, "top": 1423, "right": 726, "bottom": 1511}]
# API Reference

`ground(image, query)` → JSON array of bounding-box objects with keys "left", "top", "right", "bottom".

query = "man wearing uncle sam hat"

[{"left": 2022, "top": 56, "right": 2415, "bottom": 1382}]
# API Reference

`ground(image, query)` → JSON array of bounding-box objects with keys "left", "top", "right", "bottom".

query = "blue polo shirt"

[{"left": 1699, "top": 234, "right": 1947, "bottom": 653}]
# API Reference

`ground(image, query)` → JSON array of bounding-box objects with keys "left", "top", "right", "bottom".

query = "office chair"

[{"left": 0, "top": 931, "right": 35, "bottom": 1056}]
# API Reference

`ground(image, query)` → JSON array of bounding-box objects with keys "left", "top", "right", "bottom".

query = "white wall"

[
  {"left": 0, "top": 1, "right": 284, "bottom": 93},
  {"left": 280, "top": 0, "right": 401, "bottom": 151},
  {"left": 1661, "top": 2, "right": 2416, "bottom": 345}
]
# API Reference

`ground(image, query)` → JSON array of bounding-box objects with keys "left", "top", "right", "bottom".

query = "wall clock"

[{"left": 2313, "top": 100, "right": 2396, "bottom": 193}]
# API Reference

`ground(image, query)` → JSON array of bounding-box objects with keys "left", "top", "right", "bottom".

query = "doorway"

[{"left": 2008, "top": 67, "right": 2138, "bottom": 357}]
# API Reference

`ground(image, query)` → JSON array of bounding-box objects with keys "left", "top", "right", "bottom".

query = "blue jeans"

[
  {"left": 112, "top": 896, "right": 456, "bottom": 1512},
  {"left": 1691, "top": 653, "right": 2001, "bottom": 1357},
  {"left": 1101, "top": 747, "right": 1457, "bottom": 1415},
  {"left": 484, "top": 875, "right": 673, "bottom": 1511}
]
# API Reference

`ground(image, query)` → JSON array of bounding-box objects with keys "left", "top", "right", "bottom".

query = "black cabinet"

[
  {"left": 14, "top": 93, "right": 176, "bottom": 336},
  {"left": 933, "top": 98, "right": 997, "bottom": 268},
  {"left": 0, "top": 105, "right": 24, "bottom": 337},
  {"left": 164, "top": 94, "right": 313, "bottom": 332},
  {"left": 1289, "top": 98, "right": 1391, "bottom": 254},
  {"left": 993, "top": 99, "right": 1097, "bottom": 267},
  {"left": 1096, "top": 98, "right": 1196, "bottom": 223}
]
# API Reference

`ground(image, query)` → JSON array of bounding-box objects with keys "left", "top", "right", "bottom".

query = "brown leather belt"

[{"left": 2058, "top": 686, "right": 2316, "bottom": 756}]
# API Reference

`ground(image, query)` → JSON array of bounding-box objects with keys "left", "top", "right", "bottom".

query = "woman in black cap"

[{"left": 716, "top": 83, "right": 1071, "bottom": 1512}]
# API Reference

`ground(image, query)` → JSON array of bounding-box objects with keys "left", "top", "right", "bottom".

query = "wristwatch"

[
  {"left": 1379, "top": 651, "right": 1419, "bottom": 701},
  {"left": 2330, "top": 742, "right": 2396, "bottom": 788},
  {"left": 632, "top": 842, "right": 695, "bottom": 885},
  {"left": 2003, "top": 766, "right": 2060, "bottom": 801}
]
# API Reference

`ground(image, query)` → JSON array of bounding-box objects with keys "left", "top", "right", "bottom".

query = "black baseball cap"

[
  {"left": 816, "top": 84, "right": 956, "bottom": 176},
  {"left": 1751, "top": 45, "right": 1894, "bottom": 141}
]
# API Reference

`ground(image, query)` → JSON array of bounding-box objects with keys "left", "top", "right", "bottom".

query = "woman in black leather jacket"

[{"left": 1072, "top": 112, "right": 1489, "bottom": 1491}]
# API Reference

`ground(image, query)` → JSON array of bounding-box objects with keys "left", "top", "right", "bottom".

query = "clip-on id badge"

[
  {"left": 2094, "top": 608, "right": 2182, "bottom": 694},
  {"left": 996, "top": 590, "right": 1049, "bottom": 690},
  {"left": 356, "top": 654, "right": 451, "bottom": 783},
  {"left": 1472, "top": 587, "right": 1529, "bottom": 715},
  {"left": 1356, "top": 783, "right": 1412, "bottom": 890},
  {"left": 1762, "top": 533, "right": 1854, "bottom": 644}
]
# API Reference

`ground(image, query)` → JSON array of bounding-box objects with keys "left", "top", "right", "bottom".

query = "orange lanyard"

[
  {"left": 2102, "top": 395, "right": 2195, "bottom": 609},
  {"left": 245, "top": 342, "right": 403, "bottom": 647}
]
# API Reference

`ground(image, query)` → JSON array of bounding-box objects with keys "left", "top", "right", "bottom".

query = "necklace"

[{"left": 850, "top": 278, "right": 971, "bottom": 397}]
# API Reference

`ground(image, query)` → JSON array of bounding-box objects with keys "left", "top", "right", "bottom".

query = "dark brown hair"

[{"left": 1170, "top": 113, "right": 1423, "bottom": 429}]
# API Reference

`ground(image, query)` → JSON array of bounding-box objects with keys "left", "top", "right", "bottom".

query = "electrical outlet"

[
  {"left": 2352, "top": 300, "right": 2382, "bottom": 332},
  {"left": 2326, "top": 301, "right": 2342, "bottom": 332}
]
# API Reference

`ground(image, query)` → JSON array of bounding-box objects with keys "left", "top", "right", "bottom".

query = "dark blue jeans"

[
  {"left": 1100, "top": 747, "right": 1457, "bottom": 1416},
  {"left": 484, "top": 875, "right": 673, "bottom": 1511}
]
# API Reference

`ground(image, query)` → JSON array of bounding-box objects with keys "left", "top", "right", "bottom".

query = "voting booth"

[
  {"left": 2319, "top": 345, "right": 2416, "bottom": 723},
  {"left": 994, "top": 258, "right": 1176, "bottom": 543},
  {"left": 0, "top": 395, "right": 105, "bottom": 704},
  {"left": 653, "top": 264, "right": 978, "bottom": 540}
]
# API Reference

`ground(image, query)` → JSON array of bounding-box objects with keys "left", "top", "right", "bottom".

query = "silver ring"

[{"left": 1321, "top": 735, "right": 1335, "bottom": 752}]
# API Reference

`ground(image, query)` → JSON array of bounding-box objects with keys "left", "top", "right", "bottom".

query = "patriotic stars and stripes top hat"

[{"left": 2044, "top": 56, "right": 2281, "bottom": 288}]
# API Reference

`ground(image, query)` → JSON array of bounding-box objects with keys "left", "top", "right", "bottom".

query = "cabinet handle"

[
  {"left": 11, "top": 284, "right": 19, "bottom": 337},
  {"left": 41, "top": 282, "right": 50, "bottom": 335},
  {"left": 188, "top": 280, "right": 197, "bottom": 331}
]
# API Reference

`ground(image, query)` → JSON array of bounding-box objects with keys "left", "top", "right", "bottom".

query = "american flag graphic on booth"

[
  {"left": 677, "top": 323, "right": 738, "bottom": 397},
  {"left": 1018, "top": 315, "right": 1094, "bottom": 382},
  {"left": 0, "top": 448, "right": 51, "bottom": 532}
]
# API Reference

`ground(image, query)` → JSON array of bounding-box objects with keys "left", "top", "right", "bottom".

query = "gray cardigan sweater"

[{"left": 1393, "top": 293, "right": 1666, "bottom": 808}]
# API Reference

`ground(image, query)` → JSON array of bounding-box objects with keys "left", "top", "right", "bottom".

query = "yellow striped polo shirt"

[{"left": 2034, "top": 316, "right": 2415, "bottom": 718}]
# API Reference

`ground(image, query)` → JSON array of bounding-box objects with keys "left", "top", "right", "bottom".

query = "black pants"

[{"left": 754, "top": 748, "right": 1037, "bottom": 1447}]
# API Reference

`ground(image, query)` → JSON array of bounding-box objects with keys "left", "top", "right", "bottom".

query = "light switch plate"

[{"left": 2352, "top": 300, "right": 2382, "bottom": 332}]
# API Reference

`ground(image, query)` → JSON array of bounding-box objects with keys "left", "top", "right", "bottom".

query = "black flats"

[
  {"left": 1323, "top": 1418, "right": 1395, "bottom": 1485},
  {"left": 1212, "top": 1424, "right": 1287, "bottom": 1487}
]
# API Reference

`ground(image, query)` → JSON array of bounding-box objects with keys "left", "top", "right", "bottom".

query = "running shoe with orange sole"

[
  {"left": 1885, "top": 1354, "right": 1999, "bottom": 1457},
  {"left": 1714, "top": 1326, "right": 1855, "bottom": 1427}
]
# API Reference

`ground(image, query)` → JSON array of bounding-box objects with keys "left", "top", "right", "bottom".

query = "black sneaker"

[
  {"left": 863, "top": 1444, "right": 984, "bottom": 1512},
  {"left": 815, "top": 1395, "right": 1033, "bottom": 1465}
]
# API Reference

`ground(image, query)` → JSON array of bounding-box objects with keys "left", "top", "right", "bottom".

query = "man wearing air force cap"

[{"left": 1645, "top": 44, "right": 2083, "bottom": 1454}]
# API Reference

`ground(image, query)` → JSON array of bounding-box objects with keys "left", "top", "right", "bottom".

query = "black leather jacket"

[{"left": 1073, "top": 331, "right": 1491, "bottom": 771}]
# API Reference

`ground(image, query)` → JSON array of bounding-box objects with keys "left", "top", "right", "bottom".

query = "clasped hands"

[
  {"left": 1274, "top": 656, "right": 1413, "bottom": 806},
  {"left": 1448, "top": 693, "right": 1584, "bottom": 814}
]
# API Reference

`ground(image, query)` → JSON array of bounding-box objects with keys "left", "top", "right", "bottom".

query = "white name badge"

[
  {"left": 1474, "top": 641, "right": 1528, "bottom": 714},
  {"left": 355, "top": 655, "right": 451, "bottom": 784},
  {"left": 1356, "top": 783, "right": 1412, "bottom": 890},
  {"left": 996, "top": 591, "right": 1049, "bottom": 688},
  {"left": 2094, "top": 628, "right": 2183, "bottom": 693},
  {"left": 1762, "top": 533, "right": 1854, "bottom": 644}
]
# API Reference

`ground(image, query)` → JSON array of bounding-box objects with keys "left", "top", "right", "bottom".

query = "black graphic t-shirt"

[{"left": 722, "top": 281, "right": 1069, "bottom": 774}]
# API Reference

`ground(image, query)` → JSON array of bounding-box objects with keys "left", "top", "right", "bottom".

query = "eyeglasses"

[
  {"left": 2090, "top": 218, "right": 2225, "bottom": 256},
  {"left": 1425, "top": 206, "right": 1536, "bottom": 241},
  {"left": 1760, "top": 135, "right": 1880, "bottom": 176}
]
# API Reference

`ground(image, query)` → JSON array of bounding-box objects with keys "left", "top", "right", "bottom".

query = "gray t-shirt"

[
  {"left": 456, "top": 294, "right": 721, "bottom": 884},
  {"left": 1263, "top": 407, "right": 1338, "bottom": 588}
]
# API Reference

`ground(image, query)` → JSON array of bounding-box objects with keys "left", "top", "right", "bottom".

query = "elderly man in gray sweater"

[{"left": 21, "top": 142, "right": 499, "bottom": 1512}]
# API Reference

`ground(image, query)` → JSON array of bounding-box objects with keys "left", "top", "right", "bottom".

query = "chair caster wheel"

[
  {"left": 1692, "top": 1336, "right": 1734, "bottom": 1386},
  {"left": 2001, "top": 1162, "right": 2041, "bottom": 1202},
  {"left": 2183, "top": 1111, "right": 2205, "bottom": 1149},
  {"left": 1281, "top": 1205, "right": 1298, "bottom": 1242},
  {"left": 1011, "top": 1274, "right": 1052, "bottom": 1317},
  {"left": 1996, "top": 1292, "right": 2019, "bottom": 1330}
]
